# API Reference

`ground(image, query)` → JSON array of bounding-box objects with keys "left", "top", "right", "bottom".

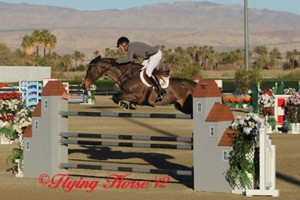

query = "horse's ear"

[{"left": 90, "top": 55, "right": 102, "bottom": 65}]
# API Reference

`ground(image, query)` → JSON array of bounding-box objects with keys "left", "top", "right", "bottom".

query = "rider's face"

[{"left": 118, "top": 43, "right": 127, "bottom": 51}]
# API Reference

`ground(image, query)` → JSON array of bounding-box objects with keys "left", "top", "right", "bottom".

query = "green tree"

[
  {"left": 31, "top": 29, "right": 42, "bottom": 57},
  {"left": 42, "top": 30, "right": 57, "bottom": 56},
  {"left": 198, "top": 45, "right": 214, "bottom": 70},
  {"left": 0, "top": 43, "right": 22, "bottom": 65},
  {"left": 234, "top": 67, "right": 262, "bottom": 94},
  {"left": 104, "top": 47, "right": 125, "bottom": 59},
  {"left": 21, "top": 34, "right": 34, "bottom": 55},
  {"left": 218, "top": 49, "right": 243, "bottom": 69},
  {"left": 60, "top": 54, "right": 72, "bottom": 71},
  {"left": 171, "top": 63, "right": 201, "bottom": 80},
  {"left": 286, "top": 49, "right": 300, "bottom": 69},
  {"left": 269, "top": 48, "right": 282, "bottom": 69},
  {"left": 252, "top": 45, "right": 269, "bottom": 69},
  {"left": 72, "top": 51, "right": 85, "bottom": 71},
  {"left": 186, "top": 46, "right": 199, "bottom": 65}
]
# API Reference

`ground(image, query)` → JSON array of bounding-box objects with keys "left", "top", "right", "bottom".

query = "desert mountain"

[{"left": 1, "top": 1, "right": 300, "bottom": 59}]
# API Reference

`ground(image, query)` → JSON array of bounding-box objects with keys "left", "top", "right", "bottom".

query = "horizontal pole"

[
  {"left": 61, "top": 132, "right": 192, "bottom": 143},
  {"left": 60, "top": 163, "right": 192, "bottom": 176},
  {"left": 61, "top": 139, "right": 193, "bottom": 150},
  {"left": 60, "top": 111, "right": 192, "bottom": 119}
]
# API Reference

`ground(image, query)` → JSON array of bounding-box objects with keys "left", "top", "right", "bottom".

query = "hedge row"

[{"left": 215, "top": 79, "right": 299, "bottom": 93}]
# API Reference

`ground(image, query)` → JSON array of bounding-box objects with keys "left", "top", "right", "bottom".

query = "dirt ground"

[{"left": 0, "top": 96, "right": 300, "bottom": 200}]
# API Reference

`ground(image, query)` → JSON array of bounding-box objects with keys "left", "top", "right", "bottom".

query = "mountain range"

[{"left": 1, "top": 1, "right": 300, "bottom": 59}]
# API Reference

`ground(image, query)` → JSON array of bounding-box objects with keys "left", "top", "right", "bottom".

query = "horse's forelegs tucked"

[
  {"left": 118, "top": 93, "right": 139, "bottom": 103},
  {"left": 112, "top": 93, "right": 138, "bottom": 110}
]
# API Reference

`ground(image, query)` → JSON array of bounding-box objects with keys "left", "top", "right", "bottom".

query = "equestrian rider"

[{"left": 115, "top": 37, "right": 166, "bottom": 102}]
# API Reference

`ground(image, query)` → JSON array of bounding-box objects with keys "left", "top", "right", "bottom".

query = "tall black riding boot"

[{"left": 149, "top": 75, "right": 166, "bottom": 102}]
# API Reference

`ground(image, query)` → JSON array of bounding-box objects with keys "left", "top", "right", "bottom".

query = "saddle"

[{"left": 140, "top": 69, "right": 170, "bottom": 89}]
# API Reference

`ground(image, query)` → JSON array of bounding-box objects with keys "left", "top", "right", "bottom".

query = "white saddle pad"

[{"left": 139, "top": 70, "right": 170, "bottom": 89}]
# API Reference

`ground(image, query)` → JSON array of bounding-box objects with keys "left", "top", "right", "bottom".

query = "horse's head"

[
  {"left": 82, "top": 56, "right": 142, "bottom": 90},
  {"left": 82, "top": 55, "right": 113, "bottom": 89}
]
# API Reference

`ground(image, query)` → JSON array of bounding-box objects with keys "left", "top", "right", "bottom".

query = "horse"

[{"left": 82, "top": 56, "right": 197, "bottom": 114}]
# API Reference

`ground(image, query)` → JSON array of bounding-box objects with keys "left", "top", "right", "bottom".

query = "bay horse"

[{"left": 82, "top": 56, "right": 197, "bottom": 114}]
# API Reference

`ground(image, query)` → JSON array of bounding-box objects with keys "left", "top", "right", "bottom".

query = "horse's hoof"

[
  {"left": 122, "top": 104, "right": 129, "bottom": 110},
  {"left": 129, "top": 106, "right": 136, "bottom": 110},
  {"left": 119, "top": 101, "right": 129, "bottom": 109}
]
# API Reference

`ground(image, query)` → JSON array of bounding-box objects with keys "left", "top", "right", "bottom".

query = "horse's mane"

[
  {"left": 89, "top": 55, "right": 102, "bottom": 65},
  {"left": 89, "top": 55, "right": 142, "bottom": 70}
]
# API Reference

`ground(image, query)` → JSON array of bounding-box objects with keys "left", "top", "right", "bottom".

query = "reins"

[{"left": 104, "top": 59, "right": 141, "bottom": 85}]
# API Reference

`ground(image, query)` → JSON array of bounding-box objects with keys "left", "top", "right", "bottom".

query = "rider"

[{"left": 115, "top": 36, "right": 166, "bottom": 102}]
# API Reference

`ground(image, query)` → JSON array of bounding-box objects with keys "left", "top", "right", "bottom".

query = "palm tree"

[
  {"left": 40, "top": 29, "right": 50, "bottom": 56},
  {"left": 252, "top": 45, "right": 269, "bottom": 68},
  {"left": 21, "top": 34, "right": 34, "bottom": 55},
  {"left": 46, "top": 34, "right": 57, "bottom": 56},
  {"left": 37, "top": 29, "right": 57, "bottom": 56},
  {"left": 253, "top": 45, "right": 268, "bottom": 58},
  {"left": 61, "top": 54, "right": 72, "bottom": 71},
  {"left": 31, "top": 30, "right": 42, "bottom": 57},
  {"left": 186, "top": 46, "right": 198, "bottom": 65},
  {"left": 72, "top": 51, "right": 85, "bottom": 71},
  {"left": 269, "top": 48, "right": 282, "bottom": 69},
  {"left": 286, "top": 49, "right": 300, "bottom": 69},
  {"left": 199, "top": 46, "right": 214, "bottom": 70}
]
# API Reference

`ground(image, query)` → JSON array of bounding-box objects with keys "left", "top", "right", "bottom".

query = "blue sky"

[{"left": 1, "top": 0, "right": 300, "bottom": 15}]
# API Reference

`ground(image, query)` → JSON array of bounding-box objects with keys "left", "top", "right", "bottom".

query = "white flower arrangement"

[
  {"left": 258, "top": 89, "right": 275, "bottom": 108},
  {"left": 89, "top": 84, "right": 97, "bottom": 91},
  {"left": 284, "top": 87, "right": 297, "bottom": 95},
  {"left": 0, "top": 96, "right": 32, "bottom": 148},
  {"left": 231, "top": 113, "right": 263, "bottom": 136}
]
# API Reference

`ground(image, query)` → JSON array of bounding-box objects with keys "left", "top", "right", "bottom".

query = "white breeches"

[{"left": 142, "top": 49, "right": 162, "bottom": 77}]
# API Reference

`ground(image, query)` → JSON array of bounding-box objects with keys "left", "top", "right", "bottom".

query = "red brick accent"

[
  {"left": 23, "top": 125, "right": 32, "bottom": 138},
  {"left": 218, "top": 128, "right": 238, "bottom": 146},
  {"left": 206, "top": 102, "right": 234, "bottom": 122},
  {"left": 41, "top": 81, "right": 68, "bottom": 96},
  {"left": 193, "top": 80, "right": 222, "bottom": 98},
  {"left": 32, "top": 101, "right": 41, "bottom": 117}
]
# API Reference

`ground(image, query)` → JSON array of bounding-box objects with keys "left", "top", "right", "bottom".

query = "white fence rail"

[{"left": 246, "top": 127, "right": 279, "bottom": 197}]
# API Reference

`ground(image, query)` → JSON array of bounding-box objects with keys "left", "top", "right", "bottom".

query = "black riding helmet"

[{"left": 116, "top": 37, "right": 129, "bottom": 47}]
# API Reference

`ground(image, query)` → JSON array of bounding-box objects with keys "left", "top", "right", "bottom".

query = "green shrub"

[{"left": 234, "top": 67, "right": 262, "bottom": 94}]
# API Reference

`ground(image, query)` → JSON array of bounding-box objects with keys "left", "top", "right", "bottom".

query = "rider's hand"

[{"left": 111, "top": 59, "right": 118, "bottom": 65}]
